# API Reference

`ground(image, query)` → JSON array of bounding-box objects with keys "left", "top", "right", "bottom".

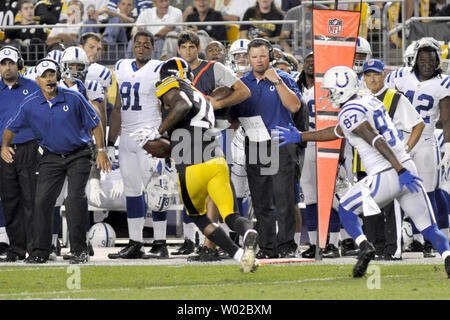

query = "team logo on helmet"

[
  {"left": 335, "top": 72, "right": 349, "bottom": 88},
  {"left": 328, "top": 18, "right": 343, "bottom": 36}
]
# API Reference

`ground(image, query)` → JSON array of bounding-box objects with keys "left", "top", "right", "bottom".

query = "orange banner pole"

[{"left": 312, "top": 9, "right": 360, "bottom": 250}]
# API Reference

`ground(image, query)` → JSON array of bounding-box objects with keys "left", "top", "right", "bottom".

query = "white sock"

[
  {"left": 308, "top": 231, "right": 317, "bottom": 245},
  {"left": 439, "top": 228, "right": 450, "bottom": 241},
  {"left": 52, "top": 234, "right": 58, "bottom": 246},
  {"left": 294, "top": 232, "right": 301, "bottom": 246},
  {"left": 183, "top": 222, "right": 196, "bottom": 242},
  {"left": 0, "top": 227, "right": 9, "bottom": 245},
  {"left": 355, "top": 235, "right": 367, "bottom": 246},
  {"left": 153, "top": 220, "right": 167, "bottom": 241},
  {"left": 233, "top": 248, "right": 244, "bottom": 262},
  {"left": 127, "top": 217, "right": 145, "bottom": 243},
  {"left": 329, "top": 232, "right": 340, "bottom": 247},
  {"left": 413, "top": 233, "right": 424, "bottom": 244}
]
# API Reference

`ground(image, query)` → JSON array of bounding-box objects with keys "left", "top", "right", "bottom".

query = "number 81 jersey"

[
  {"left": 338, "top": 93, "right": 410, "bottom": 176},
  {"left": 114, "top": 59, "right": 163, "bottom": 134},
  {"left": 385, "top": 66, "right": 450, "bottom": 138}
]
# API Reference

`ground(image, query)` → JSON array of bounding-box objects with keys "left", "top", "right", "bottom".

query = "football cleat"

[
  {"left": 25, "top": 255, "right": 48, "bottom": 264},
  {"left": 301, "top": 245, "right": 316, "bottom": 258},
  {"left": 0, "top": 250, "right": 25, "bottom": 262},
  {"left": 352, "top": 240, "right": 375, "bottom": 278},
  {"left": 70, "top": 251, "right": 89, "bottom": 264},
  {"left": 240, "top": 229, "right": 258, "bottom": 274},
  {"left": 322, "top": 244, "right": 340, "bottom": 258},
  {"left": 423, "top": 240, "right": 436, "bottom": 258},
  {"left": 341, "top": 238, "right": 360, "bottom": 256},
  {"left": 404, "top": 239, "right": 423, "bottom": 252},
  {"left": 187, "top": 246, "right": 221, "bottom": 262},
  {"left": 143, "top": 240, "right": 169, "bottom": 259},
  {"left": 172, "top": 239, "right": 195, "bottom": 255},
  {"left": 445, "top": 256, "right": 450, "bottom": 279},
  {"left": 107, "top": 239, "right": 145, "bottom": 259}
]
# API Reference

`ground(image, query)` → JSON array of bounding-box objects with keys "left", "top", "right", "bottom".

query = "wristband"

[
  {"left": 97, "top": 148, "right": 107, "bottom": 153},
  {"left": 371, "top": 135, "right": 383, "bottom": 148},
  {"left": 107, "top": 141, "right": 115, "bottom": 147},
  {"left": 397, "top": 168, "right": 407, "bottom": 175}
]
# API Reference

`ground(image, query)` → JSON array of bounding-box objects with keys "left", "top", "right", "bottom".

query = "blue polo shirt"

[
  {"left": 7, "top": 86, "right": 100, "bottom": 154},
  {"left": 0, "top": 76, "right": 40, "bottom": 144},
  {"left": 229, "top": 68, "right": 302, "bottom": 133}
]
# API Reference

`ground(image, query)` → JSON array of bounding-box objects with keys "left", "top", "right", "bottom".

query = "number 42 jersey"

[
  {"left": 338, "top": 93, "right": 410, "bottom": 176},
  {"left": 385, "top": 66, "right": 450, "bottom": 138},
  {"left": 114, "top": 59, "right": 163, "bottom": 134}
]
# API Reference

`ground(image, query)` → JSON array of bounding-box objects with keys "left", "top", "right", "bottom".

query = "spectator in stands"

[
  {"left": 0, "top": 1, "right": 20, "bottom": 27},
  {"left": 280, "top": 0, "right": 300, "bottom": 13},
  {"left": 212, "top": 0, "right": 254, "bottom": 21},
  {"left": 279, "top": 3, "right": 327, "bottom": 56},
  {"left": 134, "top": 0, "right": 182, "bottom": 59},
  {"left": 107, "top": 0, "right": 152, "bottom": 18},
  {"left": 239, "top": 0, "right": 284, "bottom": 43},
  {"left": 185, "top": 0, "right": 227, "bottom": 42},
  {"left": 101, "top": 0, "right": 136, "bottom": 60},
  {"left": 34, "top": 0, "right": 64, "bottom": 25},
  {"left": 46, "top": 0, "right": 84, "bottom": 47},
  {"left": 4, "top": 0, "right": 47, "bottom": 63}
]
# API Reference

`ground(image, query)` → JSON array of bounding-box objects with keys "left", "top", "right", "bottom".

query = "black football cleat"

[
  {"left": 352, "top": 240, "right": 375, "bottom": 278},
  {"left": 404, "top": 240, "right": 423, "bottom": 252},
  {"left": 322, "top": 244, "right": 340, "bottom": 258},
  {"left": 0, "top": 242, "right": 9, "bottom": 257},
  {"left": 107, "top": 239, "right": 145, "bottom": 259},
  {"left": 301, "top": 245, "right": 316, "bottom": 258},
  {"left": 187, "top": 246, "right": 221, "bottom": 262},
  {"left": 171, "top": 239, "right": 195, "bottom": 255},
  {"left": 143, "top": 240, "right": 169, "bottom": 259},
  {"left": 341, "top": 238, "right": 360, "bottom": 256},
  {"left": 25, "top": 255, "right": 48, "bottom": 264},
  {"left": 70, "top": 251, "right": 89, "bottom": 264},
  {"left": 423, "top": 240, "right": 436, "bottom": 258},
  {"left": 0, "top": 250, "right": 25, "bottom": 262}
]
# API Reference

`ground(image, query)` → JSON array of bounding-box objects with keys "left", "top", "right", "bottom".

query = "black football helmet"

[{"left": 159, "top": 57, "right": 193, "bottom": 82}]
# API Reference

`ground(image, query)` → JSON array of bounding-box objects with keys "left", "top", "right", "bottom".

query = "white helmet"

[
  {"left": 320, "top": 66, "right": 359, "bottom": 109},
  {"left": 229, "top": 39, "right": 251, "bottom": 74},
  {"left": 46, "top": 50, "right": 63, "bottom": 65},
  {"left": 88, "top": 223, "right": 116, "bottom": 247},
  {"left": 61, "top": 46, "right": 90, "bottom": 82},
  {"left": 146, "top": 174, "right": 176, "bottom": 212},
  {"left": 354, "top": 37, "right": 372, "bottom": 74},
  {"left": 403, "top": 41, "right": 417, "bottom": 67},
  {"left": 412, "top": 37, "right": 443, "bottom": 70}
]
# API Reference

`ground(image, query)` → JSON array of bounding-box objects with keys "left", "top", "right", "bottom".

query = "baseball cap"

[
  {"left": 35, "top": 60, "right": 58, "bottom": 77},
  {"left": 363, "top": 58, "right": 384, "bottom": 73},
  {"left": 0, "top": 47, "right": 19, "bottom": 64}
]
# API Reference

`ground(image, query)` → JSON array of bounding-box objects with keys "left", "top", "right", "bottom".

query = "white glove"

[
  {"left": 89, "top": 178, "right": 105, "bottom": 207},
  {"left": 442, "top": 143, "right": 450, "bottom": 176},
  {"left": 130, "top": 126, "right": 161, "bottom": 147},
  {"left": 110, "top": 179, "right": 124, "bottom": 199}
]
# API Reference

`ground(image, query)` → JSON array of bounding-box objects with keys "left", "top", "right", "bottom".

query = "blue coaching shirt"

[
  {"left": 0, "top": 76, "right": 40, "bottom": 144},
  {"left": 229, "top": 68, "right": 302, "bottom": 133},
  {"left": 7, "top": 86, "right": 100, "bottom": 154}
]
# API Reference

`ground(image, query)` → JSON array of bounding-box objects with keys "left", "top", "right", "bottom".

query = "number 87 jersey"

[
  {"left": 114, "top": 58, "right": 163, "bottom": 134},
  {"left": 385, "top": 66, "right": 450, "bottom": 138},
  {"left": 338, "top": 93, "right": 410, "bottom": 176}
]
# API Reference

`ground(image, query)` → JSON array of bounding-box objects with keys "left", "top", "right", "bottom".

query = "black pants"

[
  {"left": 245, "top": 140, "right": 297, "bottom": 256},
  {"left": 32, "top": 148, "right": 92, "bottom": 258},
  {"left": 362, "top": 201, "right": 400, "bottom": 256},
  {"left": 0, "top": 140, "right": 38, "bottom": 256}
]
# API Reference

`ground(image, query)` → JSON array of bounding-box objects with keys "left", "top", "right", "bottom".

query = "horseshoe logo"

[
  {"left": 336, "top": 72, "right": 349, "bottom": 88},
  {"left": 63, "top": 105, "right": 69, "bottom": 112}
]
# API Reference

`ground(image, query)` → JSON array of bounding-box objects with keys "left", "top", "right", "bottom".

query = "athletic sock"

[
  {"left": 126, "top": 195, "right": 147, "bottom": 243},
  {"left": 152, "top": 211, "right": 167, "bottom": 241},
  {"left": 206, "top": 226, "right": 239, "bottom": 258},
  {"left": 338, "top": 204, "right": 364, "bottom": 240}
]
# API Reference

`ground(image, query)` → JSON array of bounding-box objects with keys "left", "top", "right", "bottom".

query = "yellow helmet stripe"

[{"left": 175, "top": 58, "right": 184, "bottom": 79}]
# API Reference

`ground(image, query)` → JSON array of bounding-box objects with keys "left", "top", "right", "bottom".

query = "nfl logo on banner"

[{"left": 328, "top": 18, "right": 343, "bottom": 35}]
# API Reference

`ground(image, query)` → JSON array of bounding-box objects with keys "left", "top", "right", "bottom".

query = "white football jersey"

[
  {"left": 385, "top": 66, "right": 450, "bottom": 138},
  {"left": 86, "top": 63, "right": 113, "bottom": 89},
  {"left": 59, "top": 79, "right": 104, "bottom": 103},
  {"left": 114, "top": 59, "right": 163, "bottom": 134},
  {"left": 338, "top": 93, "right": 410, "bottom": 176},
  {"left": 23, "top": 66, "right": 38, "bottom": 81}
]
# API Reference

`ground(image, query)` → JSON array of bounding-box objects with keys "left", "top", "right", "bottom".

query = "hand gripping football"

[
  {"left": 143, "top": 137, "right": 171, "bottom": 158},
  {"left": 209, "top": 86, "right": 234, "bottom": 100}
]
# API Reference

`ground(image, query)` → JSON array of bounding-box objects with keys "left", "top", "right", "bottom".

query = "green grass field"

[{"left": 0, "top": 263, "right": 448, "bottom": 300}]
